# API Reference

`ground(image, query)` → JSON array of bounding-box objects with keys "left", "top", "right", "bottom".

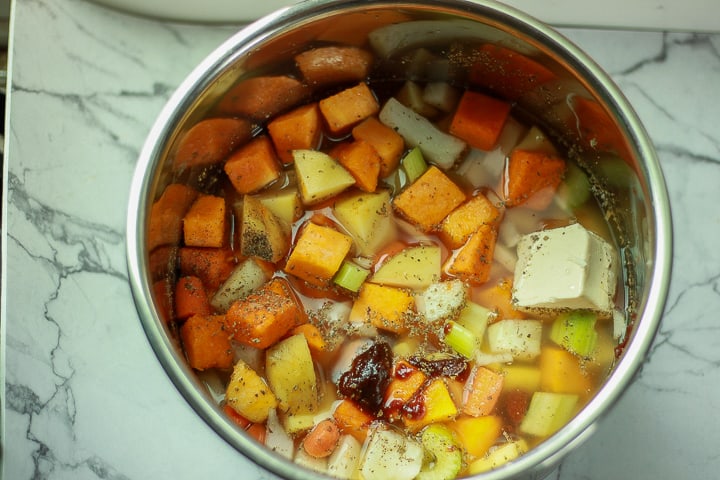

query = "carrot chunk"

[
  {"left": 445, "top": 224, "right": 498, "bottom": 285},
  {"left": 319, "top": 82, "right": 380, "bottom": 136},
  {"left": 470, "top": 44, "right": 557, "bottom": 100},
  {"left": 351, "top": 116, "right": 405, "bottom": 177},
  {"left": 439, "top": 192, "right": 501, "bottom": 249},
  {"left": 173, "top": 117, "right": 253, "bottom": 170},
  {"left": 303, "top": 419, "right": 341, "bottom": 458},
  {"left": 462, "top": 365, "right": 505, "bottom": 417},
  {"left": 503, "top": 148, "right": 566, "bottom": 209},
  {"left": 224, "top": 135, "right": 281, "bottom": 195},
  {"left": 183, "top": 194, "right": 228, "bottom": 248},
  {"left": 216, "top": 75, "right": 309, "bottom": 121},
  {"left": 148, "top": 183, "right": 198, "bottom": 251},
  {"left": 449, "top": 90, "right": 511, "bottom": 151},
  {"left": 284, "top": 222, "right": 353, "bottom": 287},
  {"left": 224, "top": 277, "right": 300, "bottom": 349},
  {"left": 180, "top": 314, "right": 233, "bottom": 371},
  {"left": 174, "top": 275, "right": 212, "bottom": 320},
  {"left": 267, "top": 103, "right": 322, "bottom": 165},
  {"left": 295, "top": 46, "right": 374, "bottom": 87},
  {"left": 392, "top": 165, "right": 466, "bottom": 232},
  {"left": 178, "top": 247, "right": 236, "bottom": 291},
  {"left": 333, "top": 140, "right": 382, "bottom": 192}
]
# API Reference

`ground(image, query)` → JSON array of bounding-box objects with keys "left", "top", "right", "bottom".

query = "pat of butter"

[{"left": 513, "top": 223, "right": 617, "bottom": 316}]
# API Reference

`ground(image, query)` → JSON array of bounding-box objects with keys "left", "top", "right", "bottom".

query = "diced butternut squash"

[
  {"left": 216, "top": 75, "right": 309, "bottom": 121},
  {"left": 351, "top": 116, "right": 404, "bottom": 177},
  {"left": 174, "top": 275, "right": 212, "bottom": 320},
  {"left": 540, "top": 346, "right": 593, "bottom": 396},
  {"left": 295, "top": 46, "right": 374, "bottom": 86},
  {"left": 224, "top": 278, "right": 300, "bottom": 349},
  {"left": 449, "top": 90, "right": 511, "bottom": 151},
  {"left": 225, "top": 359, "right": 278, "bottom": 423},
  {"left": 292, "top": 323, "right": 329, "bottom": 355},
  {"left": 240, "top": 195, "right": 290, "bottom": 263},
  {"left": 462, "top": 365, "right": 504, "bottom": 417},
  {"left": 319, "top": 82, "right": 380, "bottom": 136},
  {"left": 474, "top": 278, "right": 526, "bottom": 321},
  {"left": 498, "top": 364, "right": 542, "bottom": 392},
  {"left": 444, "top": 224, "right": 497, "bottom": 285},
  {"left": 173, "top": 117, "right": 253, "bottom": 170},
  {"left": 293, "top": 149, "right": 356, "bottom": 205},
  {"left": 148, "top": 183, "right": 198, "bottom": 251},
  {"left": 183, "top": 194, "right": 228, "bottom": 248},
  {"left": 333, "top": 140, "right": 382, "bottom": 192},
  {"left": 349, "top": 283, "right": 415, "bottom": 334},
  {"left": 180, "top": 314, "right": 233, "bottom": 371},
  {"left": 402, "top": 377, "right": 458, "bottom": 432},
  {"left": 285, "top": 222, "right": 353, "bottom": 287},
  {"left": 371, "top": 244, "right": 441, "bottom": 290},
  {"left": 392, "top": 165, "right": 466, "bottom": 232},
  {"left": 503, "top": 148, "right": 566, "bottom": 209},
  {"left": 440, "top": 193, "right": 501, "bottom": 249},
  {"left": 383, "top": 361, "right": 427, "bottom": 421},
  {"left": 266, "top": 334, "right": 318, "bottom": 415},
  {"left": 177, "top": 247, "right": 236, "bottom": 291},
  {"left": 224, "top": 135, "right": 281, "bottom": 195},
  {"left": 451, "top": 415, "right": 503, "bottom": 458},
  {"left": 268, "top": 103, "right": 322, "bottom": 164},
  {"left": 333, "top": 399, "right": 374, "bottom": 442},
  {"left": 333, "top": 190, "right": 397, "bottom": 257}
]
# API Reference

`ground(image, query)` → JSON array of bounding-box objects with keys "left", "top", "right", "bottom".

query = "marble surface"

[{"left": 2, "top": 0, "right": 719, "bottom": 479}]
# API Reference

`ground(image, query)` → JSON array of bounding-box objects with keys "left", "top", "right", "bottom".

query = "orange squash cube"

[
  {"left": 445, "top": 224, "right": 498, "bottom": 285},
  {"left": 183, "top": 194, "right": 228, "bottom": 248},
  {"left": 440, "top": 192, "right": 501, "bottom": 249},
  {"left": 148, "top": 183, "right": 198, "bottom": 251},
  {"left": 402, "top": 378, "right": 458, "bottom": 432},
  {"left": 349, "top": 283, "right": 415, "bottom": 334},
  {"left": 333, "top": 399, "right": 374, "bottom": 442},
  {"left": 268, "top": 103, "right": 322, "bottom": 165},
  {"left": 352, "top": 116, "right": 405, "bottom": 177},
  {"left": 333, "top": 139, "right": 382, "bottom": 192},
  {"left": 180, "top": 314, "right": 233, "bottom": 371},
  {"left": 319, "top": 82, "right": 380, "bottom": 136},
  {"left": 224, "top": 135, "right": 281, "bottom": 195},
  {"left": 284, "top": 222, "right": 353, "bottom": 286},
  {"left": 383, "top": 361, "right": 427, "bottom": 420}
]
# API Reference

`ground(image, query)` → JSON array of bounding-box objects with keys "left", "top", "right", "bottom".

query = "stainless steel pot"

[{"left": 126, "top": 1, "right": 672, "bottom": 478}]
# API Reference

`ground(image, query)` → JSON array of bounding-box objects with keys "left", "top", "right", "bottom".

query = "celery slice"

[
  {"left": 416, "top": 424, "right": 462, "bottom": 480},
  {"left": 333, "top": 261, "right": 370, "bottom": 292},
  {"left": 443, "top": 320, "right": 476, "bottom": 359},
  {"left": 402, "top": 146, "right": 428, "bottom": 183},
  {"left": 520, "top": 392, "right": 578, "bottom": 437},
  {"left": 550, "top": 310, "right": 598, "bottom": 358},
  {"left": 557, "top": 162, "right": 591, "bottom": 210}
]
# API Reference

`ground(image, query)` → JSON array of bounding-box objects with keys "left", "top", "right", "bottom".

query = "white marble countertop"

[{"left": 3, "top": 0, "right": 720, "bottom": 479}]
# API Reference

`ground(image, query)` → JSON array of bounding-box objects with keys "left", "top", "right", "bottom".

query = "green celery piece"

[
  {"left": 443, "top": 321, "right": 476, "bottom": 359},
  {"left": 416, "top": 424, "right": 462, "bottom": 480},
  {"left": 401, "top": 147, "right": 428, "bottom": 183},
  {"left": 550, "top": 310, "right": 598, "bottom": 358},
  {"left": 557, "top": 162, "right": 591, "bottom": 210},
  {"left": 519, "top": 391, "right": 579, "bottom": 437},
  {"left": 333, "top": 261, "right": 370, "bottom": 292}
]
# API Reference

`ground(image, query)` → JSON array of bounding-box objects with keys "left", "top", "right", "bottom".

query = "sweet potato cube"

[
  {"left": 440, "top": 193, "right": 501, "bottom": 249},
  {"left": 174, "top": 276, "right": 212, "bottom": 320},
  {"left": 216, "top": 75, "right": 309, "bottom": 121},
  {"left": 392, "top": 165, "right": 466, "bottom": 232},
  {"left": 295, "top": 45, "right": 374, "bottom": 86},
  {"left": 284, "top": 222, "right": 353, "bottom": 286},
  {"left": 183, "top": 194, "right": 228, "bottom": 248},
  {"left": 349, "top": 282, "right": 415, "bottom": 334},
  {"left": 268, "top": 103, "right": 322, "bottom": 165},
  {"left": 224, "top": 135, "right": 281, "bottom": 195},
  {"left": 148, "top": 183, "right": 198, "bottom": 251},
  {"left": 180, "top": 314, "right": 233, "bottom": 371},
  {"left": 462, "top": 365, "right": 504, "bottom": 417},
  {"left": 352, "top": 117, "right": 404, "bottom": 178},
  {"left": 177, "top": 247, "right": 236, "bottom": 291},
  {"left": 383, "top": 361, "right": 427, "bottom": 420},
  {"left": 333, "top": 140, "right": 382, "bottom": 192},
  {"left": 319, "top": 82, "right": 380, "bottom": 136},
  {"left": 445, "top": 224, "right": 497, "bottom": 285},
  {"left": 503, "top": 148, "right": 566, "bottom": 209},
  {"left": 333, "top": 399, "right": 374, "bottom": 442},
  {"left": 540, "top": 346, "right": 593, "bottom": 397},
  {"left": 403, "top": 378, "right": 458, "bottom": 432},
  {"left": 173, "top": 117, "right": 253, "bottom": 170},
  {"left": 449, "top": 90, "right": 511, "bottom": 151},
  {"left": 224, "top": 278, "right": 300, "bottom": 349}
]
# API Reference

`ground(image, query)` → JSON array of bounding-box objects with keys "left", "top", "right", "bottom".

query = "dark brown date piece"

[{"left": 337, "top": 341, "right": 393, "bottom": 416}]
